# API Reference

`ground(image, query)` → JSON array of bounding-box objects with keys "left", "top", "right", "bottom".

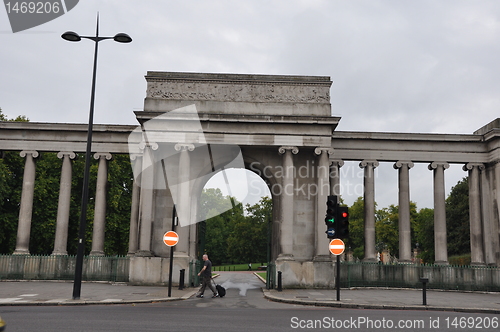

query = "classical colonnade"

[
  {"left": 3, "top": 71, "right": 499, "bottom": 286},
  {"left": 9, "top": 143, "right": 494, "bottom": 269},
  {"left": 12, "top": 150, "right": 113, "bottom": 256}
]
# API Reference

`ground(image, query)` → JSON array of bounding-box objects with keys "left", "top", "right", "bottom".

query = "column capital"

[
  {"left": 463, "top": 162, "right": 485, "bottom": 172},
  {"left": 428, "top": 161, "right": 450, "bottom": 170},
  {"left": 359, "top": 160, "right": 379, "bottom": 169},
  {"left": 174, "top": 143, "right": 195, "bottom": 152},
  {"left": 57, "top": 151, "right": 76, "bottom": 159},
  {"left": 330, "top": 159, "right": 344, "bottom": 168},
  {"left": 130, "top": 153, "right": 143, "bottom": 161},
  {"left": 138, "top": 141, "right": 159, "bottom": 151},
  {"left": 278, "top": 146, "right": 299, "bottom": 155},
  {"left": 94, "top": 152, "right": 112, "bottom": 161},
  {"left": 314, "top": 147, "right": 334, "bottom": 156},
  {"left": 20, "top": 150, "right": 39, "bottom": 159},
  {"left": 393, "top": 160, "right": 414, "bottom": 170}
]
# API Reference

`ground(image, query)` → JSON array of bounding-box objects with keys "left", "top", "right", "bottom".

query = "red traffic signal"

[{"left": 336, "top": 206, "right": 349, "bottom": 239}]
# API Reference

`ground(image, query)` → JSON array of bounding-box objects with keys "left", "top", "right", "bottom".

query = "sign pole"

[
  {"left": 336, "top": 254, "right": 340, "bottom": 301},
  {"left": 168, "top": 206, "right": 177, "bottom": 297},
  {"left": 329, "top": 238, "right": 345, "bottom": 301}
]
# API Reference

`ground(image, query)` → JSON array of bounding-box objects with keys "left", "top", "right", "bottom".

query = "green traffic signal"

[{"left": 325, "top": 195, "right": 338, "bottom": 239}]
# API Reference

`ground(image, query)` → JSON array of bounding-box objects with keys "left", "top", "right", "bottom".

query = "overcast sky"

[{"left": 2, "top": 0, "right": 499, "bottom": 210}]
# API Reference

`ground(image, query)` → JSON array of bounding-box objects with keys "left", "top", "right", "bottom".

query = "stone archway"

[{"left": 128, "top": 71, "right": 339, "bottom": 287}]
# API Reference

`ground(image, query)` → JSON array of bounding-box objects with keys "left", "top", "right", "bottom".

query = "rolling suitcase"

[{"left": 212, "top": 279, "right": 226, "bottom": 297}]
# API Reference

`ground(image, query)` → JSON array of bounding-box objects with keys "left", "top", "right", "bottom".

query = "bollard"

[
  {"left": 277, "top": 271, "right": 282, "bottom": 292},
  {"left": 419, "top": 277, "right": 429, "bottom": 305},
  {"left": 178, "top": 269, "right": 185, "bottom": 290}
]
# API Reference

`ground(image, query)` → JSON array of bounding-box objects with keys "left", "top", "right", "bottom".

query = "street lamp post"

[{"left": 62, "top": 16, "right": 131, "bottom": 300}]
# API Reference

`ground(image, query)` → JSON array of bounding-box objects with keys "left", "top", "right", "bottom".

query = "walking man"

[{"left": 196, "top": 254, "right": 218, "bottom": 298}]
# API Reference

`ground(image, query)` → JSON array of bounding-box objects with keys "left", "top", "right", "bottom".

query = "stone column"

[
  {"left": 128, "top": 155, "right": 142, "bottom": 256},
  {"left": 329, "top": 159, "right": 344, "bottom": 196},
  {"left": 174, "top": 143, "right": 195, "bottom": 255},
  {"left": 314, "top": 147, "right": 333, "bottom": 258},
  {"left": 90, "top": 152, "right": 112, "bottom": 256},
  {"left": 480, "top": 167, "right": 496, "bottom": 265},
  {"left": 277, "top": 146, "right": 298, "bottom": 259},
  {"left": 393, "top": 160, "right": 414, "bottom": 263},
  {"left": 360, "top": 160, "right": 379, "bottom": 262},
  {"left": 463, "top": 163, "right": 485, "bottom": 265},
  {"left": 136, "top": 143, "right": 157, "bottom": 257},
  {"left": 13, "top": 150, "right": 39, "bottom": 255},
  {"left": 492, "top": 162, "right": 500, "bottom": 266},
  {"left": 52, "top": 151, "right": 76, "bottom": 256},
  {"left": 428, "top": 162, "right": 450, "bottom": 265}
]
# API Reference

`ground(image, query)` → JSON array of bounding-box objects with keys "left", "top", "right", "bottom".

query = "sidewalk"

[
  {"left": 263, "top": 287, "right": 500, "bottom": 314},
  {"left": 0, "top": 280, "right": 197, "bottom": 306},
  {"left": 0, "top": 280, "right": 499, "bottom": 314}
]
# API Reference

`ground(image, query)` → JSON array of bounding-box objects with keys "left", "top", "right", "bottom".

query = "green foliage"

[
  {"left": 344, "top": 197, "right": 364, "bottom": 260},
  {"left": 30, "top": 153, "right": 62, "bottom": 254},
  {"left": 413, "top": 208, "right": 435, "bottom": 263},
  {"left": 200, "top": 190, "right": 271, "bottom": 265},
  {"left": 199, "top": 188, "right": 235, "bottom": 264},
  {"left": 103, "top": 154, "right": 133, "bottom": 255},
  {"left": 448, "top": 254, "right": 471, "bottom": 266},
  {"left": 0, "top": 151, "right": 24, "bottom": 253},
  {"left": 227, "top": 196, "right": 271, "bottom": 264},
  {"left": 0, "top": 108, "right": 29, "bottom": 122},
  {"left": 375, "top": 205, "right": 398, "bottom": 256},
  {"left": 446, "top": 177, "right": 470, "bottom": 256}
]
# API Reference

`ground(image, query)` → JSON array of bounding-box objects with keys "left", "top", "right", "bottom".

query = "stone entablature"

[
  {"left": 145, "top": 71, "right": 331, "bottom": 103},
  {"left": 143, "top": 72, "right": 333, "bottom": 117},
  {"left": 332, "top": 131, "right": 491, "bottom": 163},
  {"left": 0, "top": 122, "right": 135, "bottom": 153},
  {"left": 2, "top": 121, "right": 498, "bottom": 161}
]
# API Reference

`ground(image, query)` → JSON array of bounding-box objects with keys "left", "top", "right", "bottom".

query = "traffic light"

[
  {"left": 325, "top": 195, "right": 338, "bottom": 239},
  {"left": 336, "top": 206, "right": 349, "bottom": 239}
]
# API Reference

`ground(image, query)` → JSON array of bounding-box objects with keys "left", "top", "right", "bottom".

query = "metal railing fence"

[
  {"left": 340, "top": 261, "right": 500, "bottom": 292},
  {"left": 0, "top": 254, "right": 130, "bottom": 282}
]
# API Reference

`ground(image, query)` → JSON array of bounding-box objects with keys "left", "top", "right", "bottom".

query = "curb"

[
  {"left": 0, "top": 290, "right": 198, "bottom": 307},
  {"left": 262, "top": 290, "right": 500, "bottom": 314}
]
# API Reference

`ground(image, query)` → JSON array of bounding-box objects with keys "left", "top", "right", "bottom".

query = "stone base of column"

[
  {"left": 13, "top": 249, "right": 30, "bottom": 255},
  {"left": 470, "top": 261, "right": 486, "bottom": 267},
  {"left": 434, "top": 260, "right": 449, "bottom": 266},
  {"left": 362, "top": 257, "right": 377, "bottom": 263},
  {"left": 89, "top": 250, "right": 105, "bottom": 257},
  {"left": 134, "top": 250, "right": 154, "bottom": 257},
  {"left": 313, "top": 254, "right": 331, "bottom": 262},
  {"left": 274, "top": 259, "right": 336, "bottom": 288},
  {"left": 276, "top": 253, "right": 294, "bottom": 262},
  {"left": 398, "top": 259, "right": 413, "bottom": 264},
  {"left": 129, "top": 255, "right": 190, "bottom": 286},
  {"left": 51, "top": 251, "right": 68, "bottom": 256}
]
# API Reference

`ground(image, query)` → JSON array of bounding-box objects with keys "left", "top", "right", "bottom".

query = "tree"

[
  {"left": 200, "top": 188, "right": 238, "bottom": 264},
  {"left": 345, "top": 197, "right": 365, "bottom": 260},
  {"left": 446, "top": 177, "right": 470, "bottom": 256},
  {"left": 200, "top": 190, "right": 272, "bottom": 265},
  {"left": 414, "top": 207, "right": 434, "bottom": 263},
  {"left": 375, "top": 205, "right": 399, "bottom": 257},
  {"left": 227, "top": 196, "right": 271, "bottom": 264},
  {"left": 102, "top": 154, "right": 134, "bottom": 255}
]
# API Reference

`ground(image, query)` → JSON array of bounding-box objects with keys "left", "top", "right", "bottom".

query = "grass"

[
  {"left": 213, "top": 262, "right": 267, "bottom": 272},
  {"left": 212, "top": 263, "right": 268, "bottom": 281}
]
